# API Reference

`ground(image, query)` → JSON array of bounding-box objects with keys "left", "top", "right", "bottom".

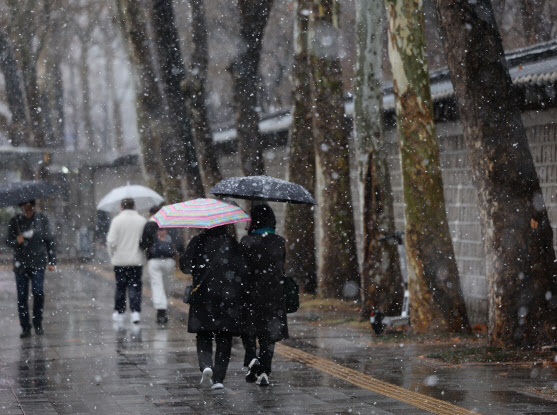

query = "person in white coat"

[{"left": 106, "top": 198, "right": 147, "bottom": 324}]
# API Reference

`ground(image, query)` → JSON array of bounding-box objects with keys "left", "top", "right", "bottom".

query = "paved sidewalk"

[{"left": 0, "top": 264, "right": 556, "bottom": 414}]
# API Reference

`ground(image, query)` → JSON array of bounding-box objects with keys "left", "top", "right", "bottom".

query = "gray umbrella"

[
  {"left": 209, "top": 175, "right": 317, "bottom": 205},
  {"left": 0, "top": 181, "right": 60, "bottom": 208}
]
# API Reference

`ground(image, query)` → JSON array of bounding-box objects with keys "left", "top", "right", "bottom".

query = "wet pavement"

[{"left": 0, "top": 264, "right": 556, "bottom": 414}]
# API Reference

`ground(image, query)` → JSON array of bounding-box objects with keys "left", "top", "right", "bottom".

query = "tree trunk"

[
  {"left": 79, "top": 39, "right": 95, "bottom": 151},
  {"left": 50, "top": 58, "right": 64, "bottom": 149},
  {"left": 519, "top": 0, "right": 553, "bottom": 45},
  {"left": 355, "top": 0, "right": 403, "bottom": 318},
  {"left": 434, "top": 0, "right": 557, "bottom": 347},
  {"left": 6, "top": 0, "right": 52, "bottom": 148},
  {"left": 0, "top": 30, "right": 30, "bottom": 146},
  {"left": 283, "top": 0, "right": 317, "bottom": 294},
  {"left": 386, "top": 0, "right": 470, "bottom": 333},
  {"left": 70, "top": 64, "right": 80, "bottom": 151},
  {"left": 103, "top": 43, "right": 113, "bottom": 151},
  {"left": 43, "top": 33, "right": 65, "bottom": 149},
  {"left": 21, "top": 52, "right": 45, "bottom": 147},
  {"left": 228, "top": 0, "right": 275, "bottom": 176},
  {"left": 116, "top": 0, "right": 170, "bottom": 196},
  {"left": 150, "top": 0, "right": 205, "bottom": 200},
  {"left": 112, "top": 94, "right": 124, "bottom": 152},
  {"left": 183, "top": 0, "right": 222, "bottom": 191},
  {"left": 309, "top": 0, "right": 360, "bottom": 299},
  {"left": 106, "top": 39, "right": 124, "bottom": 152}
]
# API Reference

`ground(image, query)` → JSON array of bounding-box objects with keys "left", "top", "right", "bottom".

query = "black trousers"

[
  {"left": 196, "top": 332, "right": 233, "bottom": 383},
  {"left": 15, "top": 268, "right": 45, "bottom": 329},
  {"left": 114, "top": 266, "right": 142, "bottom": 313},
  {"left": 242, "top": 335, "right": 275, "bottom": 375}
]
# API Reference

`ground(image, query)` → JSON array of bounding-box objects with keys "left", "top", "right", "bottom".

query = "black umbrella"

[
  {"left": 0, "top": 181, "right": 61, "bottom": 208},
  {"left": 210, "top": 175, "right": 317, "bottom": 205}
]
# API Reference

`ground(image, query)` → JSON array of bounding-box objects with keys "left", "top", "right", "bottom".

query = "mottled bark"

[
  {"left": 183, "top": 0, "right": 222, "bottom": 191},
  {"left": 355, "top": 0, "right": 403, "bottom": 319},
  {"left": 434, "top": 0, "right": 557, "bottom": 347},
  {"left": 150, "top": 0, "right": 205, "bottom": 200},
  {"left": 0, "top": 30, "right": 30, "bottom": 146},
  {"left": 284, "top": 0, "right": 317, "bottom": 294},
  {"left": 116, "top": 0, "right": 168, "bottom": 196},
  {"left": 386, "top": 0, "right": 469, "bottom": 333},
  {"left": 228, "top": 0, "right": 275, "bottom": 176},
  {"left": 309, "top": 0, "right": 360, "bottom": 299}
]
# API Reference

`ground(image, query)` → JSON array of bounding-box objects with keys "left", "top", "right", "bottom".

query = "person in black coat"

[
  {"left": 179, "top": 225, "right": 247, "bottom": 389},
  {"left": 5, "top": 200, "right": 56, "bottom": 338},
  {"left": 241, "top": 203, "right": 288, "bottom": 387}
]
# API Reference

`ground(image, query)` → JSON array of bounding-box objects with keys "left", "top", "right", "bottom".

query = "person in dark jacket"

[
  {"left": 179, "top": 226, "right": 247, "bottom": 390},
  {"left": 6, "top": 200, "right": 56, "bottom": 338},
  {"left": 140, "top": 205, "right": 183, "bottom": 325},
  {"left": 241, "top": 203, "right": 288, "bottom": 387}
]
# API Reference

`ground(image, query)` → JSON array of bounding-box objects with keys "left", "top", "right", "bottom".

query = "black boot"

[
  {"left": 35, "top": 325, "right": 44, "bottom": 335},
  {"left": 156, "top": 310, "right": 168, "bottom": 325},
  {"left": 20, "top": 327, "right": 31, "bottom": 338}
]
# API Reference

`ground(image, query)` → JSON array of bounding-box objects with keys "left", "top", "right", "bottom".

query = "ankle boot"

[{"left": 156, "top": 309, "right": 168, "bottom": 324}]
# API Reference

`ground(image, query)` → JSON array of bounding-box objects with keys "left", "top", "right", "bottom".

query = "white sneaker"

[
  {"left": 131, "top": 312, "right": 140, "bottom": 324},
  {"left": 200, "top": 367, "right": 213, "bottom": 387},
  {"left": 211, "top": 382, "right": 224, "bottom": 390},
  {"left": 256, "top": 373, "right": 269, "bottom": 387},
  {"left": 112, "top": 311, "right": 125, "bottom": 322},
  {"left": 246, "top": 358, "right": 260, "bottom": 383}
]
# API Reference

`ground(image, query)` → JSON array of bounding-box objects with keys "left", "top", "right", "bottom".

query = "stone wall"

[
  {"left": 385, "top": 108, "right": 557, "bottom": 324},
  {"left": 216, "top": 108, "right": 557, "bottom": 325}
]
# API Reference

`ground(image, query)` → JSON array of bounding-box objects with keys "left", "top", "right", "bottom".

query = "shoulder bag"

[
  {"left": 183, "top": 270, "right": 210, "bottom": 304},
  {"left": 283, "top": 275, "right": 300, "bottom": 313}
]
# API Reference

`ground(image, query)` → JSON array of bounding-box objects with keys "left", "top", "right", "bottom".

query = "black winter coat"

[
  {"left": 241, "top": 232, "right": 289, "bottom": 342},
  {"left": 6, "top": 213, "right": 56, "bottom": 270},
  {"left": 180, "top": 228, "right": 247, "bottom": 334}
]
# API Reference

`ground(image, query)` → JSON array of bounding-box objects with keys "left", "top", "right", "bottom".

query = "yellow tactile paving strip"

[
  {"left": 275, "top": 344, "right": 480, "bottom": 415},
  {"left": 84, "top": 264, "right": 480, "bottom": 415}
]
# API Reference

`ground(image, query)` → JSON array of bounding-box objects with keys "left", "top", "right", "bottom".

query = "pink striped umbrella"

[{"left": 153, "top": 198, "right": 250, "bottom": 229}]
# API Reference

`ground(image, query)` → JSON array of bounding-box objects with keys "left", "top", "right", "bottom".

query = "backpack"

[{"left": 149, "top": 229, "right": 175, "bottom": 259}]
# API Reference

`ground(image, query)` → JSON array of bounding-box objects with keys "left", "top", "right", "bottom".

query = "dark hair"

[
  {"left": 249, "top": 203, "right": 276, "bottom": 232},
  {"left": 18, "top": 200, "right": 36, "bottom": 207},
  {"left": 121, "top": 198, "right": 135, "bottom": 210},
  {"left": 149, "top": 205, "right": 161, "bottom": 215}
]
